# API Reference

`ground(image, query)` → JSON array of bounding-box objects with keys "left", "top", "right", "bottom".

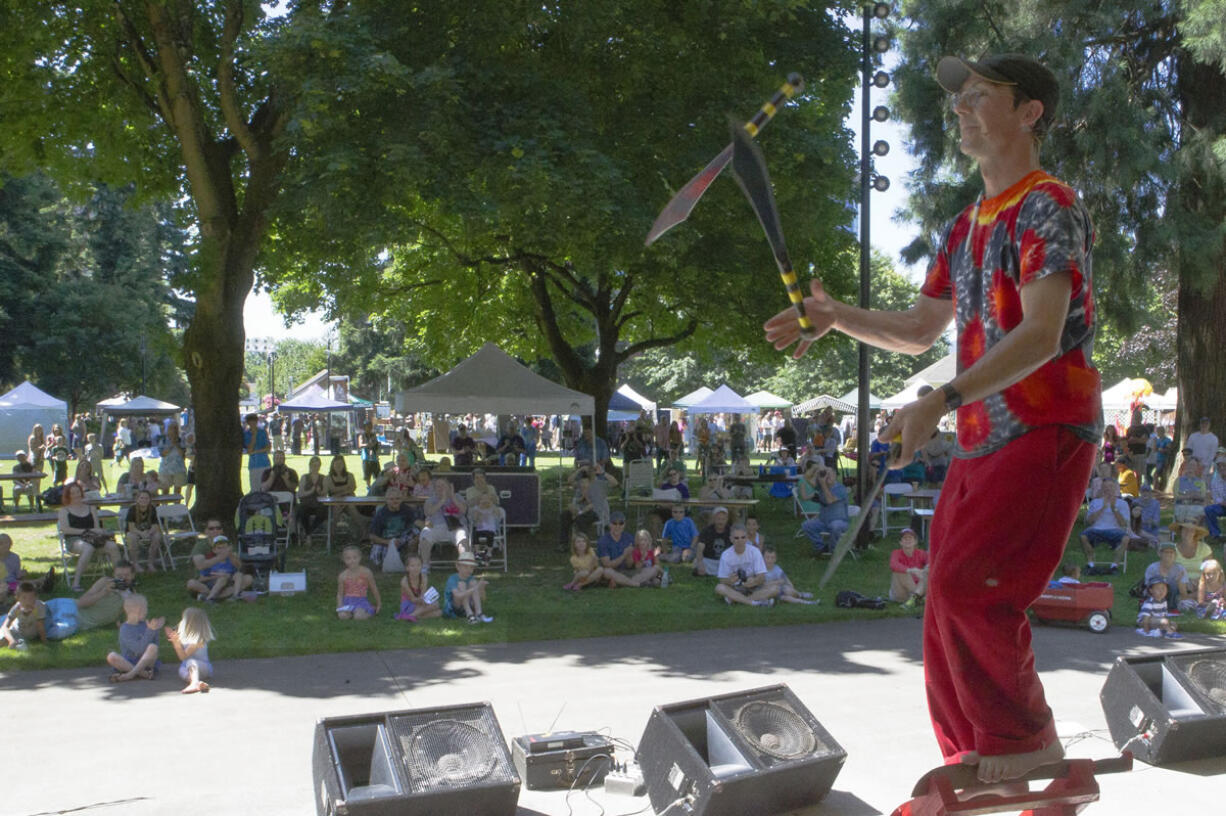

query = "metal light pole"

[{"left": 857, "top": 3, "right": 893, "bottom": 532}]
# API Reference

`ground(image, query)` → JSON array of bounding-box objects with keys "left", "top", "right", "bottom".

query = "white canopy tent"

[
  {"left": 745, "top": 390, "right": 792, "bottom": 409},
  {"left": 279, "top": 385, "right": 352, "bottom": 412},
  {"left": 794, "top": 394, "right": 855, "bottom": 415},
  {"left": 882, "top": 381, "right": 933, "bottom": 410},
  {"left": 686, "top": 385, "right": 759, "bottom": 415},
  {"left": 0, "top": 381, "right": 68, "bottom": 457},
  {"left": 616, "top": 384, "right": 657, "bottom": 413},
  {"left": 1100, "top": 378, "right": 1148, "bottom": 412},
  {"left": 672, "top": 386, "right": 713, "bottom": 409},
  {"left": 400, "top": 343, "right": 594, "bottom": 417},
  {"left": 840, "top": 388, "right": 882, "bottom": 411},
  {"left": 104, "top": 395, "right": 181, "bottom": 415},
  {"left": 906, "top": 353, "right": 956, "bottom": 387}
]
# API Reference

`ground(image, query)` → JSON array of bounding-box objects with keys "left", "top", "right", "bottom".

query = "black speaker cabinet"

[
  {"left": 312, "top": 703, "right": 521, "bottom": 816},
  {"left": 637, "top": 684, "right": 846, "bottom": 816},
  {"left": 1100, "top": 647, "right": 1226, "bottom": 766}
]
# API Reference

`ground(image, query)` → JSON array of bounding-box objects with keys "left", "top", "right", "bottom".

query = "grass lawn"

[{"left": 3, "top": 451, "right": 1222, "bottom": 672}]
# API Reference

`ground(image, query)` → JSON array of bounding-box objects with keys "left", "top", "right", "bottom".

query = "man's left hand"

[{"left": 879, "top": 391, "right": 947, "bottom": 468}]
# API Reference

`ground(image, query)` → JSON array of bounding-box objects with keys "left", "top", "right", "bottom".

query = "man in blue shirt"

[
  {"left": 369, "top": 487, "right": 419, "bottom": 566},
  {"left": 596, "top": 511, "right": 635, "bottom": 584},
  {"left": 800, "top": 467, "right": 849, "bottom": 554}
]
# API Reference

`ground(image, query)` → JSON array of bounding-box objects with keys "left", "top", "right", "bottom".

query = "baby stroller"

[{"left": 236, "top": 491, "right": 287, "bottom": 591}]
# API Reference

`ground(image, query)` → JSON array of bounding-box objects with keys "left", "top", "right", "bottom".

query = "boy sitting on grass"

[
  {"left": 761, "top": 545, "right": 817, "bottom": 605},
  {"left": 445, "top": 553, "right": 492, "bottom": 624},
  {"left": 660, "top": 504, "right": 698, "bottom": 564}
]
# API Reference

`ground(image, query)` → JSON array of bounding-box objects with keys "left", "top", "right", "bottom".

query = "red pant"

[{"left": 925, "top": 425, "right": 1096, "bottom": 761}]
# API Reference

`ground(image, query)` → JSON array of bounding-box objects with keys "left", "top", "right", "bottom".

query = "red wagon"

[{"left": 1030, "top": 581, "right": 1115, "bottom": 634}]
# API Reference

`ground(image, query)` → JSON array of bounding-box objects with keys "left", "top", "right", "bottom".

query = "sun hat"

[{"left": 457, "top": 553, "right": 478, "bottom": 566}]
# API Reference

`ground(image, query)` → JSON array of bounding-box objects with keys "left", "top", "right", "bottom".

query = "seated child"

[
  {"left": 888, "top": 528, "right": 928, "bottom": 608},
  {"left": 761, "top": 545, "right": 816, "bottom": 605},
  {"left": 336, "top": 545, "right": 381, "bottom": 620},
  {"left": 1, "top": 582, "right": 46, "bottom": 649},
  {"left": 444, "top": 553, "right": 492, "bottom": 624},
  {"left": 1136, "top": 578, "right": 1181, "bottom": 639},
  {"left": 1, "top": 533, "right": 23, "bottom": 603},
  {"left": 745, "top": 516, "right": 764, "bottom": 550},
  {"left": 563, "top": 532, "right": 607, "bottom": 591},
  {"left": 396, "top": 554, "right": 441, "bottom": 621},
  {"left": 1195, "top": 559, "right": 1225, "bottom": 620},
  {"left": 1055, "top": 562, "right": 1082, "bottom": 585},
  {"left": 627, "top": 529, "right": 662, "bottom": 587},
  {"left": 165, "top": 606, "right": 215, "bottom": 693},
  {"left": 106, "top": 593, "right": 163, "bottom": 682},
  {"left": 660, "top": 504, "right": 699, "bottom": 564},
  {"left": 186, "top": 534, "right": 253, "bottom": 602},
  {"left": 469, "top": 493, "right": 500, "bottom": 565}
]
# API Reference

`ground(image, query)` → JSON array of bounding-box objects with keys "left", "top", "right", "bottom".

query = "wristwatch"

[{"left": 939, "top": 382, "right": 963, "bottom": 411}]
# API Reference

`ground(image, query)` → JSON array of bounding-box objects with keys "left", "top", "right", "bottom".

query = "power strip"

[{"left": 603, "top": 762, "right": 646, "bottom": 797}]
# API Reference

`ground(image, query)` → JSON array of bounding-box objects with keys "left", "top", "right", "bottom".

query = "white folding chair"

[
  {"left": 880, "top": 483, "right": 915, "bottom": 537},
  {"left": 910, "top": 490, "right": 940, "bottom": 543},
  {"left": 156, "top": 503, "right": 198, "bottom": 570},
  {"left": 623, "top": 459, "right": 656, "bottom": 503}
]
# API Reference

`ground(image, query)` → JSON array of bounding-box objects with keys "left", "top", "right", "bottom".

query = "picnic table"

[
  {"left": 318, "top": 494, "right": 425, "bottom": 552},
  {"left": 0, "top": 471, "right": 48, "bottom": 512}
]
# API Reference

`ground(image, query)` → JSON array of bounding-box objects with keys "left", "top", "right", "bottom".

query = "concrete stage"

[{"left": 4, "top": 618, "right": 1224, "bottom": 815}]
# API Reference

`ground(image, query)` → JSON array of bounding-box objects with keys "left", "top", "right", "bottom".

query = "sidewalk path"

[{"left": 5, "top": 619, "right": 1223, "bottom": 815}]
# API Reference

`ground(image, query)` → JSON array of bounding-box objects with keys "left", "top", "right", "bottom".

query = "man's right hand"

[{"left": 763, "top": 279, "right": 840, "bottom": 359}]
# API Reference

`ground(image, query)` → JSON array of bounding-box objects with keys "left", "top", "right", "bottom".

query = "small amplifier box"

[{"left": 511, "top": 732, "right": 613, "bottom": 790}]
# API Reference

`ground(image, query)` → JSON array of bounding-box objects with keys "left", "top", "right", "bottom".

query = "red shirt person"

[{"left": 765, "top": 54, "right": 1102, "bottom": 785}]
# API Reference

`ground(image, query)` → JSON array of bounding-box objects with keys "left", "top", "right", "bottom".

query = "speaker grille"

[
  {"left": 1174, "top": 656, "right": 1226, "bottom": 709},
  {"left": 728, "top": 700, "right": 817, "bottom": 760},
  {"left": 391, "top": 708, "right": 517, "bottom": 792}
]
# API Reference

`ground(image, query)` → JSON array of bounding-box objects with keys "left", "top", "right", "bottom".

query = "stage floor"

[{"left": 4, "top": 617, "right": 1224, "bottom": 815}]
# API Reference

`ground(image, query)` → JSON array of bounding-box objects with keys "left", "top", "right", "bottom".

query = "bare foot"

[
  {"left": 137, "top": 668, "right": 155, "bottom": 680},
  {"left": 973, "top": 740, "right": 1064, "bottom": 784},
  {"left": 182, "top": 682, "right": 203, "bottom": 694},
  {"left": 198, "top": 681, "right": 210, "bottom": 693}
]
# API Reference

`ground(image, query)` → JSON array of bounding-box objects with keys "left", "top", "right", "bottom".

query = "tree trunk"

[
  {"left": 1174, "top": 53, "right": 1226, "bottom": 444},
  {"left": 183, "top": 245, "right": 253, "bottom": 529}
]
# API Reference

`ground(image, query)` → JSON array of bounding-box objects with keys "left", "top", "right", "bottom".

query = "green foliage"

[
  {"left": 0, "top": 175, "right": 189, "bottom": 409},
  {"left": 263, "top": 0, "right": 864, "bottom": 409},
  {"left": 333, "top": 318, "right": 439, "bottom": 402},
  {"left": 623, "top": 251, "right": 949, "bottom": 404},
  {"left": 893, "top": 0, "right": 1226, "bottom": 338}
]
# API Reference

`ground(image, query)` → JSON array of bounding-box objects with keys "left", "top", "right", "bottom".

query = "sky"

[{"left": 243, "top": 42, "right": 924, "bottom": 344}]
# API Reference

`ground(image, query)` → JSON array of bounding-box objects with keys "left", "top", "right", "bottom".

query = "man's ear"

[{"left": 1021, "top": 98, "right": 1043, "bottom": 131}]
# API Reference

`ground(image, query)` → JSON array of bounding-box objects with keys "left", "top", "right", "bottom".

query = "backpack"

[{"left": 835, "top": 590, "right": 886, "bottom": 610}]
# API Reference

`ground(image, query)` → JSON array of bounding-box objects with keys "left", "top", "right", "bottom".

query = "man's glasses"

[{"left": 949, "top": 86, "right": 998, "bottom": 111}]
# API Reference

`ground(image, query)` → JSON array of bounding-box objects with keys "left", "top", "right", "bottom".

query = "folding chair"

[
  {"left": 156, "top": 503, "right": 198, "bottom": 570},
  {"left": 910, "top": 490, "right": 939, "bottom": 543},
  {"left": 623, "top": 459, "right": 656, "bottom": 503},
  {"left": 880, "top": 483, "right": 915, "bottom": 537},
  {"left": 793, "top": 484, "right": 821, "bottom": 538}
]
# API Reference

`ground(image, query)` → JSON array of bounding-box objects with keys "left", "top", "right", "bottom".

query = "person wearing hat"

[
  {"left": 766, "top": 52, "right": 1101, "bottom": 783},
  {"left": 1144, "top": 541, "right": 1194, "bottom": 613},
  {"left": 1171, "top": 521, "right": 1214, "bottom": 589},
  {"left": 694, "top": 506, "right": 733, "bottom": 577},
  {"left": 186, "top": 521, "right": 253, "bottom": 602},
  {"left": 1203, "top": 448, "right": 1226, "bottom": 542},
  {"left": 596, "top": 511, "right": 638, "bottom": 585},
  {"left": 1136, "top": 575, "right": 1181, "bottom": 639},
  {"left": 444, "top": 552, "right": 492, "bottom": 624},
  {"left": 889, "top": 528, "right": 929, "bottom": 609},
  {"left": 1186, "top": 416, "right": 1218, "bottom": 470}
]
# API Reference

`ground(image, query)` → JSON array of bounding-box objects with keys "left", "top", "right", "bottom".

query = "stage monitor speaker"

[
  {"left": 637, "top": 684, "right": 845, "bottom": 816},
  {"left": 1100, "top": 647, "right": 1226, "bottom": 766},
  {"left": 312, "top": 702, "right": 521, "bottom": 816}
]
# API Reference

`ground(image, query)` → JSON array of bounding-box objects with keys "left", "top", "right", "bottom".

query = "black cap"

[{"left": 937, "top": 54, "right": 1059, "bottom": 130}]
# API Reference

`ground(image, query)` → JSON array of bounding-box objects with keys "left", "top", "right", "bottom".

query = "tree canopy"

[
  {"left": 264, "top": 1, "right": 865, "bottom": 434},
  {"left": 0, "top": 175, "right": 189, "bottom": 412},
  {"left": 893, "top": 0, "right": 1226, "bottom": 437}
]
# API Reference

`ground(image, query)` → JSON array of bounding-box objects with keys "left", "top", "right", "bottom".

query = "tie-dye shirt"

[{"left": 920, "top": 170, "right": 1104, "bottom": 458}]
